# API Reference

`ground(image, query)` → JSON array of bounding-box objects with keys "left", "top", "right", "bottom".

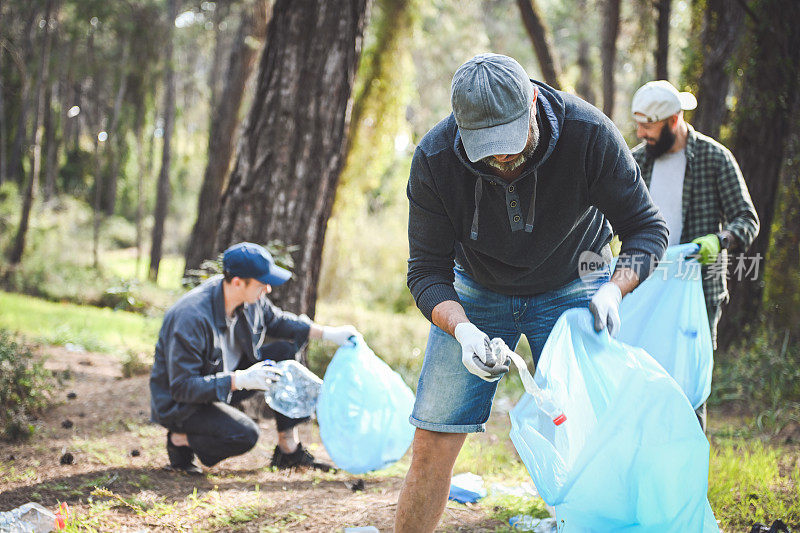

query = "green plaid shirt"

[{"left": 632, "top": 124, "right": 759, "bottom": 310}]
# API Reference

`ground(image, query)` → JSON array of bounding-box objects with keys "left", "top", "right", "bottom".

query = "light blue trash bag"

[
  {"left": 509, "top": 309, "right": 718, "bottom": 532},
  {"left": 616, "top": 243, "right": 713, "bottom": 408},
  {"left": 316, "top": 338, "right": 416, "bottom": 474}
]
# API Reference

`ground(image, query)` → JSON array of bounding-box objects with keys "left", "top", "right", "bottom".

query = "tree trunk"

[
  {"left": 575, "top": 0, "right": 595, "bottom": 105},
  {"left": 717, "top": 0, "right": 800, "bottom": 349},
  {"left": 101, "top": 43, "right": 130, "bottom": 215},
  {"left": 601, "top": 0, "right": 620, "bottom": 118},
  {"left": 0, "top": 47, "right": 7, "bottom": 184},
  {"left": 515, "top": 0, "right": 562, "bottom": 89},
  {"left": 45, "top": 39, "right": 74, "bottom": 200},
  {"left": 764, "top": 80, "right": 800, "bottom": 335},
  {"left": 207, "top": 1, "right": 231, "bottom": 113},
  {"left": 691, "top": 0, "right": 744, "bottom": 138},
  {"left": 148, "top": 0, "right": 178, "bottom": 283},
  {"left": 347, "top": 0, "right": 411, "bottom": 151},
  {"left": 8, "top": 0, "right": 54, "bottom": 264},
  {"left": 86, "top": 23, "right": 107, "bottom": 270},
  {"left": 8, "top": 9, "right": 36, "bottom": 185},
  {"left": 184, "top": 0, "right": 270, "bottom": 274},
  {"left": 41, "top": 77, "right": 59, "bottom": 201},
  {"left": 138, "top": 106, "right": 158, "bottom": 277},
  {"left": 215, "top": 0, "right": 369, "bottom": 319},
  {"left": 91, "top": 123, "right": 104, "bottom": 269},
  {"left": 654, "top": 0, "right": 671, "bottom": 80}
]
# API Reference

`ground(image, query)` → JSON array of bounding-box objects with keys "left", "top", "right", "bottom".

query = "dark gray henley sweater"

[{"left": 407, "top": 80, "right": 669, "bottom": 322}]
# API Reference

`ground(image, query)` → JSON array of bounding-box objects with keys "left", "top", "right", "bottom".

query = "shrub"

[
  {"left": 100, "top": 278, "right": 147, "bottom": 312},
  {"left": 711, "top": 326, "right": 800, "bottom": 431},
  {"left": 0, "top": 331, "right": 56, "bottom": 441},
  {"left": 121, "top": 350, "right": 151, "bottom": 378}
]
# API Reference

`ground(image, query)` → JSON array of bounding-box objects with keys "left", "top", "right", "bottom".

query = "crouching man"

[{"left": 150, "top": 242, "right": 360, "bottom": 474}]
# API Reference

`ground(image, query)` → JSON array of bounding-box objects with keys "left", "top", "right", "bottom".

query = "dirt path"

[{"left": 0, "top": 347, "right": 505, "bottom": 532}]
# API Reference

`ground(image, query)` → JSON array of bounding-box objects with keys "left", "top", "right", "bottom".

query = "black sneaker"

[
  {"left": 270, "top": 443, "right": 334, "bottom": 472},
  {"left": 166, "top": 432, "right": 203, "bottom": 475}
]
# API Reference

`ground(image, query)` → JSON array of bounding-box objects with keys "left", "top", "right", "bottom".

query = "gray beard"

[{"left": 480, "top": 115, "right": 540, "bottom": 173}]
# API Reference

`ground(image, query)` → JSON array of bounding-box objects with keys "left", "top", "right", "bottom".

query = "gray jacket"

[{"left": 149, "top": 276, "right": 310, "bottom": 427}]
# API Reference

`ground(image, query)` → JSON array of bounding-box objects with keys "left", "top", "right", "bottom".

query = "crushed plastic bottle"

[
  {"left": 0, "top": 502, "right": 68, "bottom": 532},
  {"left": 490, "top": 338, "right": 566, "bottom": 426},
  {"left": 263, "top": 360, "right": 322, "bottom": 419}
]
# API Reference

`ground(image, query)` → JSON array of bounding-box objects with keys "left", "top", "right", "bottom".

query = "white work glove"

[
  {"left": 322, "top": 325, "right": 360, "bottom": 346},
  {"left": 233, "top": 361, "right": 282, "bottom": 391},
  {"left": 454, "top": 322, "right": 509, "bottom": 382},
  {"left": 589, "top": 282, "right": 622, "bottom": 337}
]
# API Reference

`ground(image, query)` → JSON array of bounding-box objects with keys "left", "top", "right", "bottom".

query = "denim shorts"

[{"left": 410, "top": 264, "right": 610, "bottom": 433}]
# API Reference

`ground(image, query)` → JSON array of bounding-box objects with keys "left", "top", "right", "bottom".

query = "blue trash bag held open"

[
  {"left": 316, "top": 339, "right": 415, "bottom": 474},
  {"left": 509, "top": 309, "right": 718, "bottom": 532},
  {"left": 615, "top": 243, "right": 714, "bottom": 408}
]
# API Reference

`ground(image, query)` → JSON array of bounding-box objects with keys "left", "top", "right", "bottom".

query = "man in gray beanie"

[{"left": 395, "top": 53, "right": 669, "bottom": 531}]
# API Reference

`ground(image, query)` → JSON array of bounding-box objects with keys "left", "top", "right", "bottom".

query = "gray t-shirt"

[
  {"left": 222, "top": 315, "right": 242, "bottom": 372},
  {"left": 649, "top": 149, "right": 686, "bottom": 247}
]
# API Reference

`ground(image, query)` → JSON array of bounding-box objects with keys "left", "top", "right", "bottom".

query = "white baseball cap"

[{"left": 631, "top": 80, "right": 697, "bottom": 123}]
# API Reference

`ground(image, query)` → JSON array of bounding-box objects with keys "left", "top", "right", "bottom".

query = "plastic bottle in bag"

[
  {"left": 490, "top": 338, "right": 566, "bottom": 425},
  {"left": 0, "top": 502, "right": 66, "bottom": 532},
  {"left": 263, "top": 360, "right": 322, "bottom": 419}
]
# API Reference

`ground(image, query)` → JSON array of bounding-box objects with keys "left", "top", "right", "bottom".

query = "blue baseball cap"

[{"left": 222, "top": 242, "right": 292, "bottom": 286}]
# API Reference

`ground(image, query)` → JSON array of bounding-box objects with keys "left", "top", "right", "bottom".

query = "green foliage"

[
  {"left": 319, "top": 0, "right": 418, "bottom": 313},
  {"left": 0, "top": 331, "right": 56, "bottom": 441},
  {"left": 121, "top": 350, "right": 152, "bottom": 378},
  {"left": 0, "top": 290, "right": 160, "bottom": 355},
  {"left": 59, "top": 148, "right": 95, "bottom": 199},
  {"left": 182, "top": 241, "right": 299, "bottom": 289},
  {"left": 711, "top": 327, "right": 800, "bottom": 433},
  {"left": 764, "top": 107, "right": 800, "bottom": 333},
  {"left": 100, "top": 278, "right": 147, "bottom": 312},
  {"left": 482, "top": 493, "right": 551, "bottom": 523},
  {"left": 0, "top": 195, "right": 183, "bottom": 311},
  {"left": 708, "top": 439, "right": 800, "bottom": 529},
  {"left": 307, "top": 301, "right": 430, "bottom": 389},
  {"left": 679, "top": 0, "right": 706, "bottom": 93}
]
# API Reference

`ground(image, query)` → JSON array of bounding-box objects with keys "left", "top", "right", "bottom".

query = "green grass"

[
  {"left": 102, "top": 249, "right": 185, "bottom": 290},
  {"left": 708, "top": 439, "right": 800, "bottom": 529},
  {"left": 0, "top": 290, "right": 160, "bottom": 354}
]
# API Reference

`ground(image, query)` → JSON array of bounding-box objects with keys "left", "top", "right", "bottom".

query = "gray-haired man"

[{"left": 395, "top": 54, "right": 669, "bottom": 531}]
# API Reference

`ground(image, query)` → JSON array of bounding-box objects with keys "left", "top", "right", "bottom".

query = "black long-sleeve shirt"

[{"left": 407, "top": 81, "right": 669, "bottom": 322}]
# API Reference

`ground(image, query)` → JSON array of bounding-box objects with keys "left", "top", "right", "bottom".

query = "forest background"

[{"left": 0, "top": 0, "right": 799, "bottom": 530}]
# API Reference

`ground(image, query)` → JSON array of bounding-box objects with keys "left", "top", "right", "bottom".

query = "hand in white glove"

[
  {"left": 322, "top": 325, "right": 360, "bottom": 346},
  {"left": 589, "top": 281, "right": 622, "bottom": 337},
  {"left": 233, "top": 361, "right": 283, "bottom": 391},
  {"left": 454, "top": 322, "right": 509, "bottom": 382}
]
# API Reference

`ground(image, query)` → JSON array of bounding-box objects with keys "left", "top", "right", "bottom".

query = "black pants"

[{"left": 169, "top": 341, "right": 308, "bottom": 466}]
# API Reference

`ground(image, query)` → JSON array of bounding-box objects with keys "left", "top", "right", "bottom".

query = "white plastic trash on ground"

[
  {"left": 448, "top": 472, "right": 487, "bottom": 503},
  {"left": 509, "top": 515, "right": 558, "bottom": 532},
  {"left": 508, "top": 308, "right": 718, "bottom": 532}
]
